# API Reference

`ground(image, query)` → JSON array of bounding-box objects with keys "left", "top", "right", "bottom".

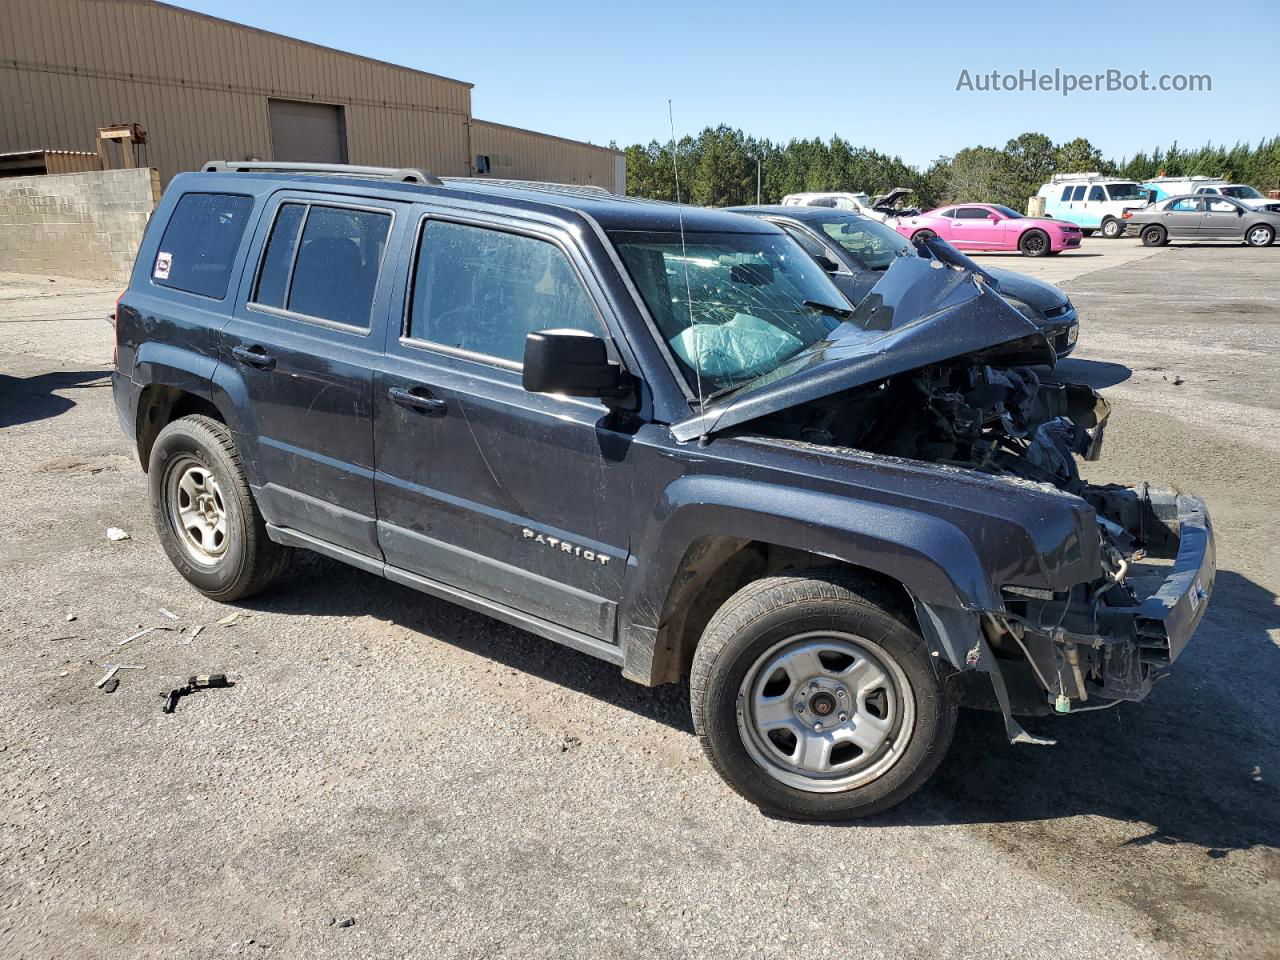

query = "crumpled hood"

[{"left": 671, "top": 255, "right": 1055, "bottom": 442}]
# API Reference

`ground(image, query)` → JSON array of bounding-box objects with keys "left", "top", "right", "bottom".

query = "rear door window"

[
  {"left": 250, "top": 203, "right": 392, "bottom": 329},
  {"left": 1071, "top": 186, "right": 1087, "bottom": 201},
  {"left": 152, "top": 193, "right": 254, "bottom": 299},
  {"left": 1087, "top": 186, "right": 1106, "bottom": 202},
  {"left": 407, "top": 220, "right": 604, "bottom": 365}
]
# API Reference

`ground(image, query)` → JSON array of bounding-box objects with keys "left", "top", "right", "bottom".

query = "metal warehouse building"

[{"left": 1, "top": 0, "right": 625, "bottom": 192}]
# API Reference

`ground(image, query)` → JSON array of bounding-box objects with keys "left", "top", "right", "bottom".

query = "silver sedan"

[{"left": 1126, "top": 194, "right": 1280, "bottom": 247}]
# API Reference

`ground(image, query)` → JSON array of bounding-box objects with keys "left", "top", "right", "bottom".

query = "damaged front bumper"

[{"left": 994, "top": 486, "right": 1215, "bottom": 712}]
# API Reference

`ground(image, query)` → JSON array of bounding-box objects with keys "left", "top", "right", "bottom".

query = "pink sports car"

[{"left": 894, "top": 203, "right": 1083, "bottom": 257}]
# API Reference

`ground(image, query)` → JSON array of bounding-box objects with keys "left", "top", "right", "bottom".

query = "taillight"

[{"left": 113, "top": 292, "right": 125, "bottom": 368}]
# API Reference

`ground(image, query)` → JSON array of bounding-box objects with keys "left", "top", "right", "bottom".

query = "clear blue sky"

[{"left": 176, "top": 0, "right": 1278, "bottom": 168}]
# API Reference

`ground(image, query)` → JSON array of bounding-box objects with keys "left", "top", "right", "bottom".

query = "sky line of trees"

[{"left": 619, "top": 128, "right": 1280, "bottom": 210}]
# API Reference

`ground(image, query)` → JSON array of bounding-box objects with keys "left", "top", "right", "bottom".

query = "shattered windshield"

[
  {"left": 611, "top": 230, "right": 848, "bottom": 397},
  {"left": 814, "top": 215, "right": 912, "bottom": 270}
]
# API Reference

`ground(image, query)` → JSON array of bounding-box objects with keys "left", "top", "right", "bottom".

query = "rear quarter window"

[{"left": 152, "top": 193, "right": 254, "bottom": 299}]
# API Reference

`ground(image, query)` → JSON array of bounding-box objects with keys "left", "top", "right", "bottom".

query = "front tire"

[
  {"left": 1246, "top": 224, "right": 1275, "bottom": 247},
  {"left": 1019, "top": 229, "right": 1050, "bottom": 257},
  {"left": 690, "top": 571, "right": 956, "bottom": 820},
  {"left": 149, "top": 414, "right": 291, "bottom": 601},
  {"left": 1141, "top": 225, "right": 1168, "bottom": 247},
  {"left": 1100, "top": 217, "right": 1123, "bottom": 239}
]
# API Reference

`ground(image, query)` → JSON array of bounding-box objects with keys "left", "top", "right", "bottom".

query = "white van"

[
  {"left": 1141, "top": 176, "right": 1226, "bottom": 202},
  {"left": 1038, "top": 173, "right": 1150, "bottom": 238}
]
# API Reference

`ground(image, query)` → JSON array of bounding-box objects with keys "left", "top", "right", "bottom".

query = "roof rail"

[
  {"left": 201, "top": 160, "right": 442, "bottom": 186},
  {"left": 443, "top": 176, "right": 612, "bottom": 196}
]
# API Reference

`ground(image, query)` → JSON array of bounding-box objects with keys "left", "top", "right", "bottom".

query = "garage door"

[{"left": 268, "top": 99, "right": 348, "bottom": 163}]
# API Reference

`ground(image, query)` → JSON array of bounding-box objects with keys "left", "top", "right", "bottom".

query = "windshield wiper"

[{"left": 803, "top": 299, "right": 852, "bottom": 318}]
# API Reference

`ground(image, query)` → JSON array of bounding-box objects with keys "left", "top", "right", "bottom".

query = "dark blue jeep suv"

[{"left": 113, "top": 162, "right": 1214, "bottom": 820}]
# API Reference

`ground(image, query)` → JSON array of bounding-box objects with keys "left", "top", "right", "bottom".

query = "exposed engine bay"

[
  {"left": 748, "top": 360, "right": 1107, "bottom": 494},
  {"left": 744, "top": 357, "right": 1213, "bottom": 719}
]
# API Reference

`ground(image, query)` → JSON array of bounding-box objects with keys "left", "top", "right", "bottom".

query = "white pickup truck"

[{"left": 780, "top": 188, "right": 918, "bottom": 223}]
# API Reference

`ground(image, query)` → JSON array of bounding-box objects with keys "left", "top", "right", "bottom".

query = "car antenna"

[{"left": 667, "top": 99, "right": 706, "bottom": 424}]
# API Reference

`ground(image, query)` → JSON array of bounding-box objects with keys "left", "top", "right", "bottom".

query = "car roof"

[{"left": 176, "top": 168, "right": 776, "bottom": 235}]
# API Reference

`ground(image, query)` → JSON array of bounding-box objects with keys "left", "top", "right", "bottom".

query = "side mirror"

[
  {"left": 988, "top": 214, "right": 1000, "bottom": 221},
  {"left": 812, "top": 253, "right": 841, "bottom": 273},
  {"left": 522, "top": 329, "right": 627, "bottom": 398}
]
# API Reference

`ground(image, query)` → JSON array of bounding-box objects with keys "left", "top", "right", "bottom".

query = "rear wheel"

[
  {"left": 1019, "top": 229, "right": 1050, "bottom": 257},
  {"left": 1245, "top": 224, "right": 1275, "bottom": 247},
  {"left": 1141, "top": 225, "right": 1168, "bottom": 247},
  {"left": 910, "top": 229, "right": 937, "bottom": 246},
  {"left": 690, "top": 571, "right": 956, "bottom": 820},
  {"left": 149, "top": 415, "right": 291, "bottom": 601},
  {"left": 1100, "top": 217, "right": 1123, "bottom": 239}
]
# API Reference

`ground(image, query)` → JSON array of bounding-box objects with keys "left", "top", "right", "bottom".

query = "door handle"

[
  {"left": 232, "top": 345, "right": 276, "bottom": 370},
  {"left": 388, "top": 385, "right": 447, "bottom": 415}
]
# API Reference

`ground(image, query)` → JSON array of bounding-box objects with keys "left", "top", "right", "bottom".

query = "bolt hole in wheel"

[
  {"left": 166, "top": 456, "right": 229, "bottom": 566},
  {"left": 738, "top": 632, "right": 915, "bottom": 793}
]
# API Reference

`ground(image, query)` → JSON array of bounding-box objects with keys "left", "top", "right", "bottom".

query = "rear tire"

[
  {"left": 1245, "top": 224, "right": 1275, "bottom": 247},
  {"left": 148, "top": 414, "right": 291, "bottom": 602},
  {"left": 1100, "top": 217, "right": 1123, "bottom": 239},
  {"left": 690, "top": 571, "right": 956, "bottom": 821},
  {"left": 1140, "top": 225, "right": 1168, "bottom": 247},
  {"left": 1019, "top": 229, "right": 1050, "bottom": 257},
  {"left": 910, "top": 229, "right": 937, "bottom": 246}
]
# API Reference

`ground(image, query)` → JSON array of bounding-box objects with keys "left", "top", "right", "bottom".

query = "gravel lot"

[{"left": 1, "top": 241, "right": 1277, "bottom": 960}]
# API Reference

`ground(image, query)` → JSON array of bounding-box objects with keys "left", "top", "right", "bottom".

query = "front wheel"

[
  {"left": 690, "top": 571, "right": 956, "bottom": 820},
  {"left": 1100, "top": 217, "right": 1124, "bottom": 239},
  {"left": 149, "top": 414, "right": 291, "bottom": 601},
  {"left": 1019, "top": 229, "right": 1050, "bottom": 257},
  {"left": 1141, "top": 225, "right": 1168, "bottom": 247},
  {"left": 1246, "top": 224, "right": 1275, "bottom": 247}
]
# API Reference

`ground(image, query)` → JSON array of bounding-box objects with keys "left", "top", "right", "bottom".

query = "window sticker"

[{"left": 153, "top": 251, "right": 173, "bottom": 280}]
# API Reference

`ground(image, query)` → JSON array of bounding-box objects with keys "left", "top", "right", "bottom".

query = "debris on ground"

[
  {"left": 1173, "top": 375, "right": 1185, "bottom": 385},
  {"left": 106, "top": 527, "right": 130, "bottom": 542},
  {"left": 96, "top": 663, "right": 145, "bottom": 692},
  {"left": 161, "top": 673, "right": 234, "bottom": 714},
  {"left": 65, "top": 614, "right": 76, "bottom": 623},
  {"left": 119, "top": 626, "right": 160, "bottom": 646},
  {"left": 336, "top": 917, "right": 355, "bottom": 929},
  {"left": 558, "top": 734, "right": 582, "bottom": 753},
  {"left": 182, "top": 624, "right": 203, "bottom": 645},
  {"left": 215, "top": 612, "right": 247, "bottom": 627},
  {"left": 158, "top": 608, "right": 180, "bottom": 621}
]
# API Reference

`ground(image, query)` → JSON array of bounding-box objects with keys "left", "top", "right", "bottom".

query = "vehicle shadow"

[
  {"left": 879, "top": 566, "right": 1279, "bottom": 854},
  {"left": 241, "top": 552, "right": 694, "bottom": 732},
  {"left": 1054, "top": 357, "right": 1133, "bottom": 388},
  {"left": 0, "top": 369, "right": 113, "bottom": 428},
  {"left": 240, "top": 555, "right": 1277, "bottom": 853}
]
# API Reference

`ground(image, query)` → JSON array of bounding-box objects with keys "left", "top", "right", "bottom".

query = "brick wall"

[{"left": 0, "top": 168, "right": 161, "bottom": 283}]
